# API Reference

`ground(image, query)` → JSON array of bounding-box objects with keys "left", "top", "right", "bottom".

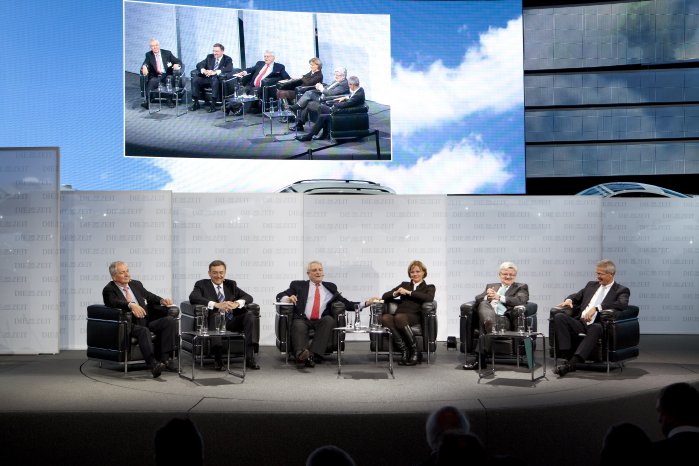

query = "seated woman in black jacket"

[
  {"left": 372, "top": 260, "right": 436, "bottom": 366},
  {"left": 276, "top": 57, "right": 323, "bottom": 107}
]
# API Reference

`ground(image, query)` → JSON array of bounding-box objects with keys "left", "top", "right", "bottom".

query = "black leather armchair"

[
  {"left": 369, "top": 301, "right": 438, "bottom": 364},
  {"left": 86, "top": 303, "right": 180, "bottom": 373},
  {"left": 460, "top": 301, "right": 538, "bottom": 365},
  {"left": 329, "top": 104, "right": 372, "bottom": 140},
  {"left": 548, "top": 305, "right": 640, "bottom": 373},
  {"left": 140, "top": 66, "right": 186, "bottom": 106},
  {"left": 179, "top": 301, "right": 260, "bottom": 364},
  {"left": 275, "top": 301, "right": 347, "bottom": 363}
]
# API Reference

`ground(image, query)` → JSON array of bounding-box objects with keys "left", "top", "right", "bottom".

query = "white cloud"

[
  {"left": 151, "top": 136, "right": 513, "bottom": 195},
  {"left": 392, "top": 16, "right": 523, "bottom": 136}
]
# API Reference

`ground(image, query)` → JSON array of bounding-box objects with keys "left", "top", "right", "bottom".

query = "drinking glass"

[
  {"left": 195, "top": 315, "right": 204, "bottom": 335},
  {"left": 215, "top": 313, "right": 224, "bottom": 334},
  {"left": 526, "top": 316, "right": 534, "bottom": 334}
]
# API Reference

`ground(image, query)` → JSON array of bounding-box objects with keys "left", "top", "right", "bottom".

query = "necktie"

[
  {"left": 494, "top": 285, "right": 508, "bottom": 315},
  {"left": 122, "top": 286, "right": 135, "bottom": 304},
  {"left": 155, "top": 53, "right": 162, "bottom": 74},
  {"left": 218, "top": 285, "right": 233, "bottom": 321},
  {"left": 214, "top": 59, "right": 220, "bottom": 70},
  {"left": 254, "top": 63, "right": 270, "bottom": 87},
  {"left": 310, "top": 283, "right": 321, "bottom": 320}
]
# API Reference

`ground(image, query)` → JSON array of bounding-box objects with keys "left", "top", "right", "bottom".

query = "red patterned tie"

[
  {"left": 254, "top": 63, "right": 270, "bottom": 87},
  {"left": 310, "top": 283, "right": 320, "bottom": 320}
]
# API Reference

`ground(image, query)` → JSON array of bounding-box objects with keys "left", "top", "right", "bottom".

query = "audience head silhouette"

[
  {"left": 154, "top": 418, "right": 204, "bottom": 466},
  {"left": 656, "top": 382, "right": 699, "bottom": 437},
  {"left": 600, "top": 422, "right": 650, "bottom": 466},
  {"left": 306, "top": 445, "right": 355, "bottom": 466},
  {"left": 425, "top": 405, "right": 471, "bottom": 452},
  {"left": 436, "top": 432, "right": 485, "bottom": 465}
]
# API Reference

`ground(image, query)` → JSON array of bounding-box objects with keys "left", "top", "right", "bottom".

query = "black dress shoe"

[
  {"left": 207, "top": 105, "right": 217, "bottom": 113},
  {"left": 141, "top": 102, "right": 149, "bottom": 109},
  {"left": 150, "top": 362, "right": 163, "bottom": 378},
  {"left": 462, "top": 356, "right": 487, "bottom": 370},
  {"left": 162, "top": 359, "right": 177, "bottom": 372},
  {"left": 246, "top": 357, "right": 261, "bottom": 370},
  {"left": 554, "top": 363, "right": 573, "bottom": 377},
  {"left": 167, "top": 100, "right": 176, "bottom": 108},
  {"left": 296, "top": 133, "right": 313, "bottom": 142},
  {"left": 312, "top": 354, "right": 324, "bottom": 364},
  {"left": 297, "top": 348, "right": 310, "bottom": 362},
  {"left": 213, "top": 358, "right": 224, "bottom": 371},
  {"left": 189, "top": 101, "right": 200, "bottom": 111},
  {"left": 312, "top": 130, "right": 329, "bottom": 140},
  {"left": 304, "top": 358, "right": 315, "bottom": 368}
]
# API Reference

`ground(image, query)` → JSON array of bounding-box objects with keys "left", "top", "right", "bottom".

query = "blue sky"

[{"left": 0, "top": 0, "right": 524, "bottom": 194}]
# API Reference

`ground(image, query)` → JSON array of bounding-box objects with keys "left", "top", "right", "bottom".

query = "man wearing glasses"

[
  {"left": 463, "top": 262, "right": 529, "bottom": 370},
  {"left": 552, "top": 259, "right": 630, "bottom": 377}
]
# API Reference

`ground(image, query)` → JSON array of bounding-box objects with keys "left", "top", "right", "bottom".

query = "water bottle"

[
  {"left": 166, "top": 76, "right": 172, "bottom": 93},
  {"left": 515, "top": 306, "right": 526, "bottom": 334}
]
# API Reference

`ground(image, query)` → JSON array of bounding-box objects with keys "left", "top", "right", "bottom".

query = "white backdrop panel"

[
  {"left": 239, "top": 10, "right": 315, "bottom": 79},
  {"left": 447, "top": 196, "right": 602, "bottom": 335},
  {"left": 302, "top": 196, "right": 447, "bottom": 340},
  {"left": 172, "top": 193, "right": 303, "bottom": 345},
  {"left": 124, "top": 1, "right": 178, "bottom": 74},
  {"left": 603, "top": 198, "right": 699, "bottom": 334},
  {"left": 0, "top": 149, "right": 59, "bottom": 354},
  {"left": 60, "top": 191, "right": 172, "bottom": 350},
  {"left": 316, "top": 13, "right": 391, "bottom": 104},
  {"left": 177, "top": 4, "right": 242, "bottom": 73}
]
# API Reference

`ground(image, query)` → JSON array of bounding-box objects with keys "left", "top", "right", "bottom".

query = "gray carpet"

[{"left": 1, "top": 336, "right": 698, "bottom": 466}]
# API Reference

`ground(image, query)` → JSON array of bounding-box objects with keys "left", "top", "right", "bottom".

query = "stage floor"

[{"left": 1, "top": 336, "right": 698, "bottom": 466}]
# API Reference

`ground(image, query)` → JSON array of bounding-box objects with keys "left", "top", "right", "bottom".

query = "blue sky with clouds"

[{"left": 0, "top": 0, "right": 523, "bottom": 194}]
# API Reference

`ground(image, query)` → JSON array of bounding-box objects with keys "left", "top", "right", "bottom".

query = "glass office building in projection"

[{"left": 523, "top": 0, "right": 699, "bottom": 195}]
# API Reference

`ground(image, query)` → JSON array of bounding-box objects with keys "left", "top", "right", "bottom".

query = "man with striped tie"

[
  {"left": 189, "top": 260, "right": 259, "bottom": 370},
  {"left": 190, "top": 43, "right": 234, "bottom": 113}
]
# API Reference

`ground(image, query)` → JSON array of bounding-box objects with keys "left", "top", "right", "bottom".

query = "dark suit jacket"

[
  {"left": 651, "top": 432, "right": 699, "bottom": 462},
  {"left": 142, "top": 49, "right": 182, "bottom": 77},
  {"left": 244, "top": 61, "right": 291, "bottom": 87},
  {"left": 321, "top": 79, "right": 350, "bottom": 99},
  {"left": 189, "top": 278, "right": 253, "bottom": 317},
  {"left": 381, "top": 281, "right": 436, "bottom": 314},
  {"left": 566, "top": 281, "right": 630, "bottom": 320},
  {"left": 102, "top": 280, "right": 167, "bottom": 323},
  {"left": 276, "top": 280, "right": 353, "bottom": 319},
  {"left": 196, "top": 54, "right": 234, "bottom": 75},
  {"left": 474, "top": 282, "right": 529, "bottom": 313},
  {"left": 331, "top": 87, "right": 365, "bottom": 110}
]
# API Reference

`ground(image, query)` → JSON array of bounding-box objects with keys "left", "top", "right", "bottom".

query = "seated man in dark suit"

[
  {"left": 552, "top": 259, "right": 630, "bottom": 377},
  {"left": 295, "top": 75, "right": 365, "bottom": 142},
  {"left": 190, "top": 43, "right": 234, "bottom": 113},
  {"left": 462, "top": 261, "right": 529, "bottom": 370},
  {"left": 188, "top": 260, "right": 260, "bottom": 370},
  {"left": 289, "top": 67, "right": 349, "bottom": 131},
  {"left": 276, "top": 261, "right": 355, "bottom": 368},
  {"left": 102, "top": 261, "right": 177, "bottom": 378},
  {"left": 226, "top": 50, "right": 290, "bottom": 115},
  {"left": 652, "top": 382, "right": 699, "bottom": 462},
  {"left": 140, "top": 38, "right": 182, "bottom": 109}
]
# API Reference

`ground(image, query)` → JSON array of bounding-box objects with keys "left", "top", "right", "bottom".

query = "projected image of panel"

[
  {"left": 124, "top": 1, "right": 392, "bottom": 160},
  {"left": 0, "top": 0, "right": 525, "bottom": 194}
]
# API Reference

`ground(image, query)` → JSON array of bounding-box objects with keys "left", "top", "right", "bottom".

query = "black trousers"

[
  {"left": 191, "top": 75, "right": 222, "bottom": 102},
  {"left": 132, "top": 315, "right": 177, "bottom": 363},
  {"left": 291, "top": 315, "right": 336, "bottom": 357},
  {"left": 207, "top": 310, "right": 256, "bottom": 359},
  {"left": 553, "top": 312, "right": 603, "bottom": 361}
]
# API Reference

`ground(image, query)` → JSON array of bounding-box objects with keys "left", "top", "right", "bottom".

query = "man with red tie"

[
  {"left": 276, "top": 261, "right": 355, "bottom": 368},
  {"left": 228, "top": 50, "right": 290, "bottom": 115},
  {"left": 102, "top": 261, "right": 177, "bottom": 378},
  {"left": 140, "top": 38, "right": 182, "bottom": 109}
]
